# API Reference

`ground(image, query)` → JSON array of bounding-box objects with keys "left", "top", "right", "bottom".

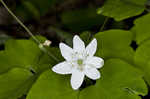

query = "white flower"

[{"left": 52, "top": 35, "right": 104, "bottom": 90}]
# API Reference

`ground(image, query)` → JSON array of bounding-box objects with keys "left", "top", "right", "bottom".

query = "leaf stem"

[
  {"left": 0, "top": 0, "right": 59, "bottom": 62},
  {"left": 0, "top": 0, "right": 40, "bottom": 44},
  {"left": 100, "top": 16, "right": 109, "bottom": 32}
]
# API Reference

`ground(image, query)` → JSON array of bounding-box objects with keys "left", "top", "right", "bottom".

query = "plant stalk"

[{"left": 0, "top": 0, "right": 59, "bottom": 62}]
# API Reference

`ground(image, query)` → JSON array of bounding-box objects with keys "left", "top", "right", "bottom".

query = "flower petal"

[
  {"left": 73, "top": 35, "right": 85, "bottom": 53},
  {"left": 86, "top": 56, "right": 104, "bottom": 68},
  {"left": 52, "top": 62, "right": 72, "bottom": 74},
  {"left": 59, "top": 43, "right": 74, "bottom": 61},
  {"left": 84, "top": 68, "right": 100, "bottom": 80},
  {"left": 86, "top": 38, "right": 97, "bottom": 56},
  {"left": 71, "top": 69, "right": 84, "bottom": 90}
]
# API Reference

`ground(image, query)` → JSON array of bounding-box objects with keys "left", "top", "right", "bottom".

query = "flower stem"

[
  {"left": 0, "top": 0, "right": 59, "bottom": 62},
  {"left": 99, "top": 16, "right": 109, "bottom": 32},
  {"left": 0, "top": 0, "right": 40, "bottom": 44}
]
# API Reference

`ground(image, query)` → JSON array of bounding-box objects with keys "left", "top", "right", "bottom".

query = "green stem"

[
  {"left": 100, "top": 16, "right": 109, "bottom": 32},
  {"left": 0, "top": 0, "right": 40, "bottom": 44},
  {"left": 0, "top": 0, "right": 59, "bottom": 62}
]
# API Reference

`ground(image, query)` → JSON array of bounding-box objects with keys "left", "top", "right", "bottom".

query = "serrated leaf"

[
  {"left": 0, "top": 68, "right": 34, "bottom": 99},
  {"left": 100, "top": 0, "right": 146, "bottom": 21},
  {"left": 26, "top": 70, "right": 78, "bottom": 99},
  {"left": 131, "top": 14, "right": 150, "bottom": 44},
  {"left": 95, "top": 30, "right": 134, "bottom": 64},
  {"left": 79, "top": 59, "right": 147, "bottom": 99},
  {"left": 134, "top": 40, "right": 150, "bottom": 85}
]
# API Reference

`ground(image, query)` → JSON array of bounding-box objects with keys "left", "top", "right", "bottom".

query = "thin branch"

[
  {"left": 0, "top": 0, "right": 40, "bottom": 44},
  {"left": 0, "top": 0, "right": 59, "bottom": 62},
  {"left": 99, "top": 16, "right": 109, "bottom": 32}
]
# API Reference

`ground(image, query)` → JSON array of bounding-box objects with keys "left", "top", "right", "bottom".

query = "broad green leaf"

[
  {"left": 131, "top": 14, "right": 150, "bottom": 44},
  {"left": 0, "top": 51, "right": 12, "bottom": 74},
  {"left": 4, "top": 39, "right": 42, "bottom": 70},
  {"left": 0, "top": 39, "right": 42, "bottom": 74},
  {"left": 95, "top": 30, "right": 134, "bottom": 64},
  {"left": 0, "top": 37, "right": 64, "bottom": 74},
  {"left": 134, "top": 40, "right": 150, "bottom": 85},
  {"left": 79, "top": 59, "right": 147, "bottom": 99},
  {"left": 35, "top": 47, "right": 63, "bottom": 73},
  {"left": 0, "top": 37, "right": 65, "bottom": 99},
  {"left": 26, "top": 70, "right": 78, "bottom": 99},
  {"left": 99, "top": 0, "right": 146, "bottom": 21},
  {"left": 30, "top": 36, "right": 63, "bottom": 72},
  {"left": 0, "top": 68, "right": 34, "bottom": 99},
  {"left": 38, "top": 47, "right": 63, "bottom": 65},
  {"left": 61, "top": 7, "right": 105, "bottom": 32}
]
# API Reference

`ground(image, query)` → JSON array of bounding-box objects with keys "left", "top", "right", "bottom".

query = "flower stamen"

[{"left": 77, "top": 59, "right": 83, "bottom": 65}]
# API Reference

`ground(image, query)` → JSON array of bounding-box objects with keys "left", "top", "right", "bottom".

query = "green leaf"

[
  {"left": 61, "top": 7, "right": 105, "bottom": 32},
  {"left": 99, "top": 0, "right": 146, "bottom": 21},
  {"left": 36, "top": 47, "right": 63, "bottom": 73},
  {"left": 0, "top": 36, "right": 63, "bottom": 74},
  {"left": 26, "top": 70, "right": 78, "bottom": 99},
  {"left": 0, "top": 37, "right": 65, "bottom": 99},
  {"left": 0, "top": 39, "right": 42, "bottom": 74},
  {"left": 134, "top": 40, "right": 150, "bottom": 85},
  {"left": 30, "top": 36, "right": 63, "bottom": 72},
  {"left": 95, "top": 30, "right": 134, "bottom": 64},
  {"left": 38, "top": 47, "right": 63, "bottom": 65},
  {"left": 4, "top": 39, "right": 42, "bottom": 70},
  {"left": 79, "top": 59, "right": 147, "bottom": 99},
  {"left": 30, "top": 35, "right": 47, "bottom": 44},
  {"left": 0, "top": 68, "right": 34, "bottom": 99},
  {"left": 131, "top": 14, "right": 150, "bottom": 45},
  {"left": 0, "top": 51, "right": 12, "bottom": 74}
]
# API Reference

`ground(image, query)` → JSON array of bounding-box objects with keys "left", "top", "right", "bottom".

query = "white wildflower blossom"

[{"left": 52, "top": 35, "right": 104, "bottom": 90}]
